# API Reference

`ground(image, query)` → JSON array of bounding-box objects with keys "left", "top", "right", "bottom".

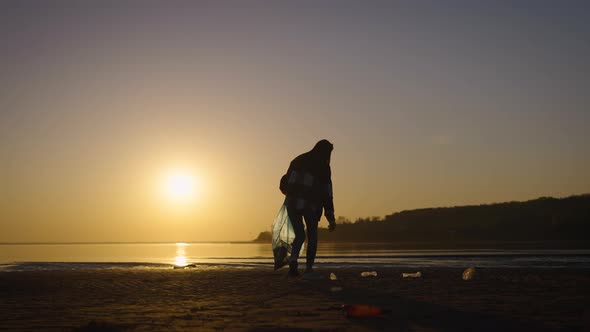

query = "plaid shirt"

[{"left": 280, "top": 155, "right": 334, "bottom": 221}]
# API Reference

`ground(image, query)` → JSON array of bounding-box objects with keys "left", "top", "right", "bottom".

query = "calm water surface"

[{"left": 1, "top": 243, "right": 589, "bottom": 271}]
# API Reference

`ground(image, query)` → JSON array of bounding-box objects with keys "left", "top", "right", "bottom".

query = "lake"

[{"left": 1, "top": 242, "right": 589, "bottom": 271}]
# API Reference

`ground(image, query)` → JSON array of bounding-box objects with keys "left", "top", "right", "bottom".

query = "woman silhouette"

[{"left": 280, "top": 139, "right": 336, "bottom": 278}]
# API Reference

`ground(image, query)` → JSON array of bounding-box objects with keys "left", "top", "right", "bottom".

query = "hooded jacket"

[{"left": 280, "top": 140, "right": 335, "bottom": 221}]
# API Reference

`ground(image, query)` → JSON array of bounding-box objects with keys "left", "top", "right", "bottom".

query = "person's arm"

[
  {"left": 323, "top": 167, "right": 336, "bottom": 230},
  {"left": 279, "top": 163, "right": 293, "bottom": 195}
]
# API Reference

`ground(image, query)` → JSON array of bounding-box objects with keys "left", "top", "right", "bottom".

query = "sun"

[{"left": 163, "top": 170, "right": 198, "bottom": 202}]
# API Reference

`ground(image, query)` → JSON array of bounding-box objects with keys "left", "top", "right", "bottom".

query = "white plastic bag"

[{"left": 272, "top": 205, "right": 295, "bottom": 269}]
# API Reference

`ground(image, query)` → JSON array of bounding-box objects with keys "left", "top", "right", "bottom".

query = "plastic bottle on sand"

[
  {"left": 462, "top": 267, "right": 476, "bottom": 280},
  {"left": 342, "top": 304, "right": 387, "bottom": 318},
  {"left": 361, "top": 271, "right": 378, "bottom": 277},
  {"left": 402, "top": 272, "right": 422, "bottom": 278}
]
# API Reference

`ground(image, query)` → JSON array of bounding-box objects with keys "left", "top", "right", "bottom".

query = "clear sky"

[{"left": 1, "top": 1, "right": 589, "bottom": 242}]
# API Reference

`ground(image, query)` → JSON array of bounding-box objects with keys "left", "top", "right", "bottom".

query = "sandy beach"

[{"left": 1, "top": 266, "right": 589, "bottom": 331}]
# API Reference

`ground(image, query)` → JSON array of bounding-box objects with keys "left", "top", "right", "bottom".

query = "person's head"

[{"left": 311, "top": 139, "right": 333, "bottom": 165}]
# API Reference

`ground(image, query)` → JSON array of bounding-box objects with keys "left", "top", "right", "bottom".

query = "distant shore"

[
  {"left": 1, "top": 266, "right": 588, "bottom": 331},
  {"left": 252, "top": 238, "right": 590, "bottom": 250},
  {"left": 256, "top": 195, "right": 590, "bottom": 248},
  {"left": 2, "top": 240, "right": 589, "bottom": 250}
]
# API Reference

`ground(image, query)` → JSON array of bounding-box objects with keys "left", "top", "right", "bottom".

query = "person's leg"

[
  {"left": 304, "top": 215, "right": 319, "bottom": 271},
  {"left": 287, "top": 207, "right": 305, "bottom": 275}
]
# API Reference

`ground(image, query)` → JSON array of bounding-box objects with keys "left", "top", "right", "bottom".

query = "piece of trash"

[
  {"left": 342, "top": 304, "right": 389, "bottom": 318},
  {"left": 360, "top": 271, "right": 378, "bottom": 277},
  {"left": 329, "top": 272, "right": 338, "bottom": 280},
  {"left": 462, "top": 267, "right": 476, "bottom": 280},
  {"left": 330, "top": 286, "right": 343, "bottom": 293},
  {"left": 402, "top": 272, "right": 422, "bottom": 278}
]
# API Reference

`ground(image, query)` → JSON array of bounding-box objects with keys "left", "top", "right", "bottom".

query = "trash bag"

[{"left": 272, "top": 205, "right": 295, "bottom": 270}]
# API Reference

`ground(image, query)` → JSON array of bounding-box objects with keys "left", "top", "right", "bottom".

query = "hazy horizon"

[
  {"left": 1, "top": 193, "right": 587, "bottom": 244},
  {"left": 2, "top": 1, "right": 589, "bottom": 242}
]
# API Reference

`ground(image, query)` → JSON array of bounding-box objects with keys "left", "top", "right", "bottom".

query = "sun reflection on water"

[{"left": 174, "top": 242, "right": 188, "bottom": 266}]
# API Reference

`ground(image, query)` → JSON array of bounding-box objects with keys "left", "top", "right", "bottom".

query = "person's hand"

[
  {"left": 328, "top": 221, "right": 336, "bottom": 232},
  {"left": 327, "top": 215, "right": 336, "bottom": 232}
]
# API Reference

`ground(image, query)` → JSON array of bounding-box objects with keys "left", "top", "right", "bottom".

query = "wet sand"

[{"left": 0, "top": 266, "right": 589, "bottom": 331}]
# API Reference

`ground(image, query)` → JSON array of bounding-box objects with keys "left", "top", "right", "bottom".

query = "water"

[{"left": 1, "top": 242, "right": 589, "bottom": 271}]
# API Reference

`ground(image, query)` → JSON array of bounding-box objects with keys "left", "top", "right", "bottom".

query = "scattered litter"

[
  {"left": 402, "top": 272, "right": 422, "bottom": 278},
  {"left": 360, "top": 271, "right": 378, "bottom": 277},
  {"left": 342, "top": 304, "right": 388, "bottom": 318},
  {"left": 462, "top": 267, "right": 476, "bottom": 280},
  {"left": 330, "top": 286, "right": 343, "bottom": 293},
  {"left": 329, "top": 272, "right": 338, "bottom": 280}
]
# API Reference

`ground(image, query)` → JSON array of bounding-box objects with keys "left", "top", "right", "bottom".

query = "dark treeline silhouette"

[{"left": 256, "top": 194, "right": 590, "bottom": 249}]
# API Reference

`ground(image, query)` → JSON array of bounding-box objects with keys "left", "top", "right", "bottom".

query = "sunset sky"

[{"left": 1, "top": 1, "right": 589, "bottom": 242}]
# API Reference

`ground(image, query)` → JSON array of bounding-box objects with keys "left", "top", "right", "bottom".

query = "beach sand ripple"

[{"left": 1, "top": 267, "right": 589, "bottom": 331}]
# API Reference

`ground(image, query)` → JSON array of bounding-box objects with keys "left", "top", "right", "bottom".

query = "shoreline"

[{"left": 3, "top": 248, "right": 590, "bottom": 272}]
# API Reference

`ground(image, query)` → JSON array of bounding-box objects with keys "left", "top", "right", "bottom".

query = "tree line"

[{"left": 254, "top": 194, "right": 590, "bottom": 249}]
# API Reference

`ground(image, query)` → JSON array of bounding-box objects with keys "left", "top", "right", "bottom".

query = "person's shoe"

[{"left": 288, "top": 261, "right": 299, "bottom": 277}]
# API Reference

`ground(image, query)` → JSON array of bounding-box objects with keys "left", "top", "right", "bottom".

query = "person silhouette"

[{"left": 280, "top": 139, "right": 336, "bottom": 278}]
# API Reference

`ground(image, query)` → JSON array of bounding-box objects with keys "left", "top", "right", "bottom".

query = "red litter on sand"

[{"left": 342, "top": 304, "right": 390, "bottom": 318}]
